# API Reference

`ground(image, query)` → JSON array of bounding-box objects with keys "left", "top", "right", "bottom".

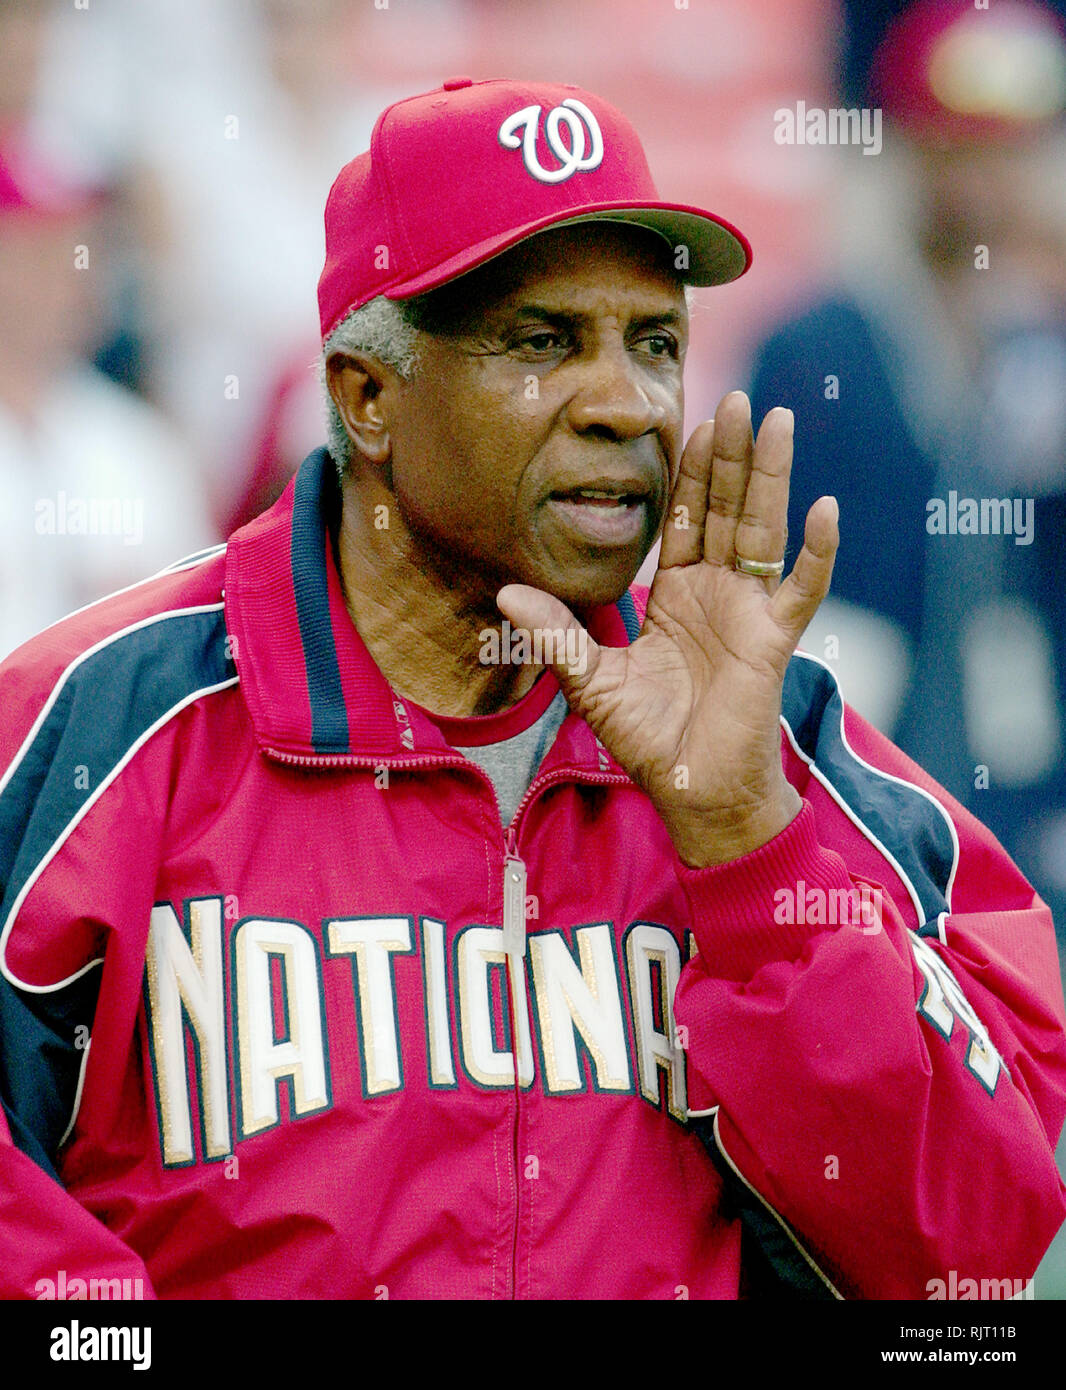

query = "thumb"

[{"left": 495, "top": 584, "right": 602, "bottom": 700}]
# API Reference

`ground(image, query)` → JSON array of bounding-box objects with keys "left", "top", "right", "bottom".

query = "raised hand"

[{"left": 496, "top": 391, "right": 838, "bottom": 867}]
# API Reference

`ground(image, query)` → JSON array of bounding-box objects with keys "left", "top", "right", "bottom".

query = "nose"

[{"left": 565, "top": 340, "right": 669, "bottom": 442}]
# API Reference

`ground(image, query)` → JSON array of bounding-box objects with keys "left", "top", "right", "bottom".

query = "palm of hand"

[{"left": 498, "top": 392, "right": 838, "bottom": 865}]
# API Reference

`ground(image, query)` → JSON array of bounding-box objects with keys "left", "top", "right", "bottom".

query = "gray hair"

[{"left": 320, "top": 295, "right": 422, "bottom": 478}]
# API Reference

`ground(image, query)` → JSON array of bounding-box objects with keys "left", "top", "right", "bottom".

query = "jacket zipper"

[
  {"left": 500, "top": 762, "right": 630, "bottom": 964},
  {"left": 268, "top": 741, "right": 631, "bottom": 1300},
  {"left": 264, "top": 748, "right": 471, "bottom": 772},
  {"left": 502, "top": 826, "right": 526, "bottom": 961},
  {"left": 502, "top": 818, "right": 525, "bottom": 1301},
  {"left": 498, "top": 765, "right": 630, "bottom": 1299}
]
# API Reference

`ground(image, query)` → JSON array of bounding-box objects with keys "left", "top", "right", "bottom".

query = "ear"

[{"left": 326, "top": 351, "right": 399, "bottom": 468}]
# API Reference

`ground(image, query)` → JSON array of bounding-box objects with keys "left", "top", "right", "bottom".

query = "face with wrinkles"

[{"left": 379, "top": 222, "right": 688, "bottom": 609}]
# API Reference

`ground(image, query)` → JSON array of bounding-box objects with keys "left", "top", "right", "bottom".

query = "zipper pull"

[{"left": 502, "top": 836, "right": 527, "bottom": 960}]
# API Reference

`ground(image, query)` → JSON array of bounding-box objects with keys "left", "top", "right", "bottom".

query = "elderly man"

[{"left": 1, "top": 78, "right": 1064, "bottom": 1301}]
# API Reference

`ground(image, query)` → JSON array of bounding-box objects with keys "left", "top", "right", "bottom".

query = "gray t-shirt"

[{"left": 458, "top": 689, "right": 570, "bottom": 827}]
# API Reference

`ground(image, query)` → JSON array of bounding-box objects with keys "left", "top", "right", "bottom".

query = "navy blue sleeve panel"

[
  {"left": 0, "top": 604, "right": 237, "bottom": 1172},
  {"left": 0, "top": 969, "right": 101, "bottom": 1180},
  {"left": 782, "top": 654, "right": 956, "bottom": 932},
  {"left": 0, "top": 606, "right": 235, "bottom": 934},
  {"left": 689, "top": 1109, "right": 838, "bottom": 1299},
  {"left": 747, "top": 296, "right": 933, "bottom": 642}
]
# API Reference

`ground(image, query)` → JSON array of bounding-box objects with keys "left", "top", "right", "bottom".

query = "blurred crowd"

[
  {"left": 0, "top": 0, "right": 405, "bottom": 655},
  {"left": 4, "top": 0, "right": 1066, "bottom": 1289},
  {"left": 753, "top": 0, "right": 1066, "bottom": 950}
]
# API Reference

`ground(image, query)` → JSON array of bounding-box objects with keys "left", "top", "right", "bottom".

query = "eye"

[
  {"left": 515, "top": 328, "right": 568, "bottom": 354},
  {"left": 635, "top": 331, "right": 679, "bottom": 359}
]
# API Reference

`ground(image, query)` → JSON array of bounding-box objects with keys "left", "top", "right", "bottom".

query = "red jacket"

[{"left": 1, "top": 447, "right": 1064, "bottom": 1299}]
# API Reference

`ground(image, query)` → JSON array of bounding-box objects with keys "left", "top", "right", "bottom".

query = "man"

[{"left": 0, "top": 78, "right": 1063, "bottom": 1300}]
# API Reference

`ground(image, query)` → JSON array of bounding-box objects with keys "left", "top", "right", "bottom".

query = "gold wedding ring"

[{"left": 734, "top": 555, "right": 785, "bottom": 577}]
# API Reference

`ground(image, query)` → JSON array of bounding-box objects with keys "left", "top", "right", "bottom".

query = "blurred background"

[{"left": 2, "top": 0, "right": 1066, "bottom": 1294}]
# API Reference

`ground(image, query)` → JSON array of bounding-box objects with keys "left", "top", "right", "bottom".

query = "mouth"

[{"left": 545, "top": 479, "right": 653, "bottom": 546}]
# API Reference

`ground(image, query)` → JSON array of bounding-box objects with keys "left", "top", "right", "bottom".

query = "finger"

[
  {"left": 701, "top": 391, "right": 755, "bottom": 567},
  {"left": 658, "top": 419, "right": 715, "bottom": 569},
  {"left": 732, "top": 406, "right": 793, "bottom": 589},
  {"left": 495, "top": 583, "right": 603, "bottom": 704},
  {"left": 767, "top": 495, "right": 839, "bottom": 644}
]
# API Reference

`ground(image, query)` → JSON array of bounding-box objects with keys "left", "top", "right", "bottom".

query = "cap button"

[{"left": 442, "top": 76, "right": 474, "bottom": 91}]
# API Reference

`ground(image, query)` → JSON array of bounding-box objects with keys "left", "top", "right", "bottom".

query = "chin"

[{"left": 536, "top": 556, "right": 644, "bottom": 612}]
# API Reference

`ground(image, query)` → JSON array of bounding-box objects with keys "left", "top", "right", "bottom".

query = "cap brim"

[{"left": 381, "top": 200, "right": 752, "bottom": 300}]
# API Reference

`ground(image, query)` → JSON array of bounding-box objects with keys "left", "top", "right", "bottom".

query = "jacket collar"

[{"left": 224, "top": 448, "right": 642, "bottom": 767}]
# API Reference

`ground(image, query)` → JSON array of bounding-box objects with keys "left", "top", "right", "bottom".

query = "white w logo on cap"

[{"left": 498, "top": 98, "right": 604, "bottom": 184}]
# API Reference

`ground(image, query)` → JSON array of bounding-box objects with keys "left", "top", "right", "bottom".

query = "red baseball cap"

[{"left": 317, "top": 77, "right": 752, "bottom": 339}]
